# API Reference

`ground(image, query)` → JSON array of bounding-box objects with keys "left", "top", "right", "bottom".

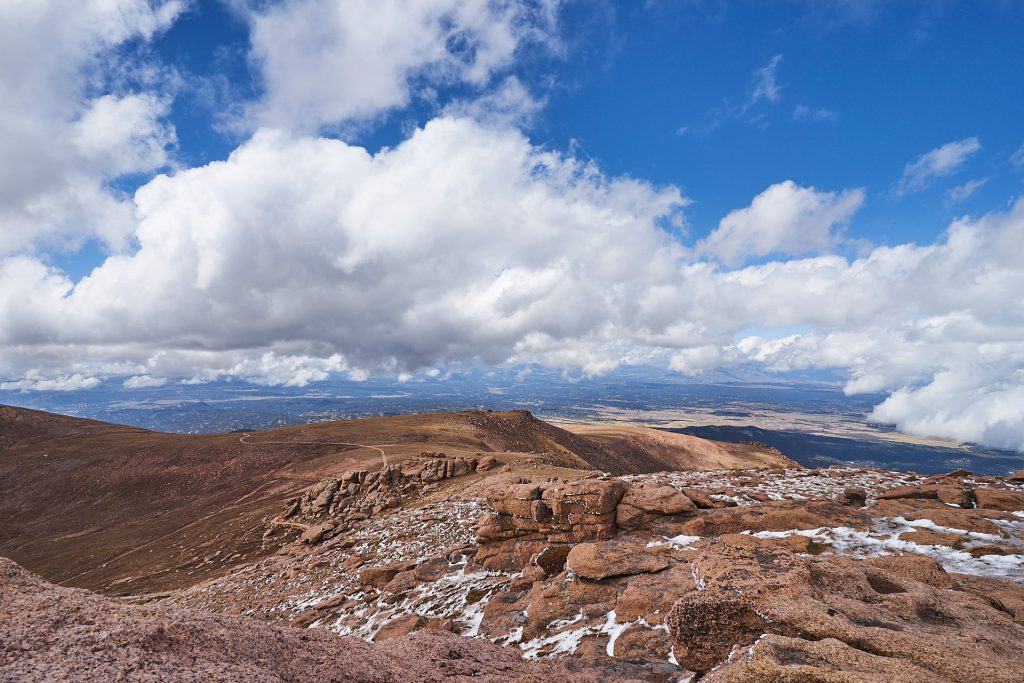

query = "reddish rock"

[
  {"left": 680, "top": 488, "right": 717, "bottom": 509},
  {"left": 612, "top": 622, "right": 673, "bottom": 660},
  {"left": 359, "top": 560, "right": 417, "bottom": 589},
  {"left": 863, "top": 554, "right": 954, "bottom": 589},
  {"left": 299, "top": 523, "right": 335, "bottom": 544},
  {"left": 839, "top": 486, "right": 866, "bottom": 507},
  {"left": 383, "top": 570, "right": 419, "bottom": 594},
  {"left": 974, "top": 488, "right": 1024, "bottom": 511},
  {"left": 614, "top": 564, "right": 696, "bottom": 624},
  {"left": 621, "top": 486, "right": 696, "bottom": 515},
  {"left": 897, "top": 529, "right": 966, "bottom": 548},
  {"left": 0, "top": 557, "right": 617, "bottom": 683},
  {"left": 681, "top": 500, "right": 870, "bottom": 537},
  {"left": 373, "top": 614, "right": 425, "bottom": 641},
  {"left": 703, "top": 634, "right": 937, "bottom": 682},
  {"left": 666, "top": 591, "right": 769, "bottom": 674},
  {"left": 413, "top": 556, "right": 449, "bottom": 582},
  {"left": 566, "top": 540, "right": 670, "bottom": 580},
  {"left": 534, "top": 544, "right": 571, "bottom": 576},
  {"left": 899, "top": 508, "right": 1003, "bottom": 535},
  {"left": 719, "top": 532, "right": 817, "bottom": 554}
]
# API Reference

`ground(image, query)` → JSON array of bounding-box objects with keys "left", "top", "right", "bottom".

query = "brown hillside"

[
  {"left": 0, "top": 406, "right": 791, "bottom": 596},
  {"left": 567, "top": 423, "right": 798, "bottom": 474},
  {"left": 0, "top": 407, "right": 600, "bottom": 594}
]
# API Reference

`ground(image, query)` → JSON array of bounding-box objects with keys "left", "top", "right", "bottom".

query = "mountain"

[
  {"left": 0, "top": 405, "right": 791, "bottom": 595},
  {"left": 565, "top": 423, "right": 798, "bottom": 473}
]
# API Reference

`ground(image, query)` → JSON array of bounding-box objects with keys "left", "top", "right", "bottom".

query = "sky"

[{"left": 1, "top": 0, "right": 1023, "bottom": 451}]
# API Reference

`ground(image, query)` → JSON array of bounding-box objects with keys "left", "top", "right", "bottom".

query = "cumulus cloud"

[
  {"left": 0, "top": 117, "right": 687, "bottom": 384},
  {"left": 870, "top": 367, "right": 1024, "bottom": 452},
  {"left": 0, "top": 0, "right": 181, "bottom": 256},
  {"left": 1, "top": 112, "right": 1023, "bottom": 449},
  {"left": 697, "top": 180, "right": 865, "bottom": 266},
  {"left": 896, "top": 137, "right": 981, "bottom": 195},
  {"left": 242, "top": 0, "right": 561, "bottom": 131},
  {"left": 2, "top": 110, "right": 1023, "bottom": 449},
  {"left": 0, "top": 371, "right": 100, "bottom": 392},
  {"left": 442, "top": 76, "right": 544, "bottom": 127},
  {"left": 123, "top": 375, "right": 167, "bottom": 389}
]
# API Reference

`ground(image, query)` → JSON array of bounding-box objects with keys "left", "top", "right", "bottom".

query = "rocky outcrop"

[
  {"left": 615, "top": 485, "right": 696, "bottom": 530},
  {"left": 665, "top": 542, "right": 1024, "bottom": 680},
  {"left": 277, "top": 456, "right": 488, "bottom": 544},
  {"left": 474, "top": 478, "right": 700, "bottom": 572},
  {"left": 474, "top": 479, "right": 630, "bottom": 571}
]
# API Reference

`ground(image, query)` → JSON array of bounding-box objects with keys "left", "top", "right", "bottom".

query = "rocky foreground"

[
  {"left": 147, "top": 463, "right": 1024, "bottom": 682},
  {"left": 6, "top": 407, "right": 1022, "bottom": 680}
]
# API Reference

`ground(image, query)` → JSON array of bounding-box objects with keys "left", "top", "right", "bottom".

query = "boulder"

[
  {"left": 566, "top": 540, "right": 670, "bottom": 580},
  {"left": 382, "top": 570, "right": 418, "bottom": 594},
  {"left": 616, "top": 486, "right": 695, "bottom": 531},
  {"left": 299, "top": 523, "right": 335, "bottom": 545},
  {"left": 666, "top": 591, "right": 769, "bottom": 674},
  {"left": 359, "top": 560, "right": 417, "bottom": 589},
  {"left": 681, "top": 500, "right": 871, "bottom": 537},
  {"left": 413, "top": 557, "right": 450, "bottom": 582},
  {"left": 611, "top": 622, "right": 673, "bottom": 660},
  {"left": 620, "top": 486, "right": 696, "bottom": 515},
  {"left": 897, "top": 529, "right": 966, "bottom": 548},
  {"left": 974, "top": 488, "right": 1024, "bottom": 511},
  {"left": 475, "top": 478, "right": 631, "bottom": 571},
  {"left": 839, "top": 486, "right": 866, "bottom": 507},
  {"left": 680, "top": 488, "right": 717, "bottom": 509},
  {"left": 372, "top": 614, "right": 425, "bottom": 641}
]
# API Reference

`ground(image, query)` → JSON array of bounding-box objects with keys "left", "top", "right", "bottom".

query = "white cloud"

[
  {"left": 73, "top": 93, "right": 176, "bottom": 177},
  {"left": 944, "top": 178, "right": 987, "bottom": 204},
  {"left": 123, "top": 375, "right": 167, "bottom": 389},
  {"left": 896, "top": 137, "right": 981, "bottom": 195},
  {"left": 697, "top": 180, "right": 865, "bottom": 266},
  {"left": 0, "top": 0, "right": 182, "bottom": 256},
  {"left": 0, "top": 371, "right": 100, "bottom": 392},
  {"left": 3, "top": 113, "right": 1024, "bottom": 450},
  {"left": 1010, "top": 143, "right": 1024, "bottom": 170},
  {"left": 748, "top": 54, "right": 782, "bottom": 106},
  {"left": 442, "top": 76, "right": 544, "bottom": 128},
  {"left": 242, "top": 0, "right": 561, "bottom": 131},
  {"left": 0, "top": 116, "right": 687, "bottom": 385},
  {"left": 793, "top": 104, "right": 837, "bottom": 122},
  {"left": 870, "top": 367, "right": 1024, "bottom": 452}
]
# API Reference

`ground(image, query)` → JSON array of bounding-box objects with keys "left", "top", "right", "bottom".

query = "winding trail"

[
  {"left": 238, "top": 433, "right": 390, "bottom": 467},
  {"left": 58, "top": 435, "right": 392, "bottom": 587},
  {"left": 57, "top": 479, "right": 301, "bottom": 586}
]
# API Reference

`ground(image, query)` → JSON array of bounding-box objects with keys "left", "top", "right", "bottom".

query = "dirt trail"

[
  {"left": 239, "top": 433, "right": 390, "bottom": 467},
  {"left": 57, "top": 438, "right": 392, "bottom": 587},
  {"left": 55, "top": 478, "right": 304, "bottom": 586}
]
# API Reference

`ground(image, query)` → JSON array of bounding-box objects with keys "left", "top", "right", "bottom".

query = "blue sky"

[
  {"left": 1, "top": 0, "right": 1023, "bottom": 451},
  {"left": 52, "top": 0, "right": 1024, "bottom": 282},
  {"left": 104, "top": 1, "right": 1024, "bottom": 249}
]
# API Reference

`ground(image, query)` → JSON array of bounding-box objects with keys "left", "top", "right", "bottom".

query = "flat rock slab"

[{"left": 567, "top": 540, "right": 671, "bottom": 580}]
